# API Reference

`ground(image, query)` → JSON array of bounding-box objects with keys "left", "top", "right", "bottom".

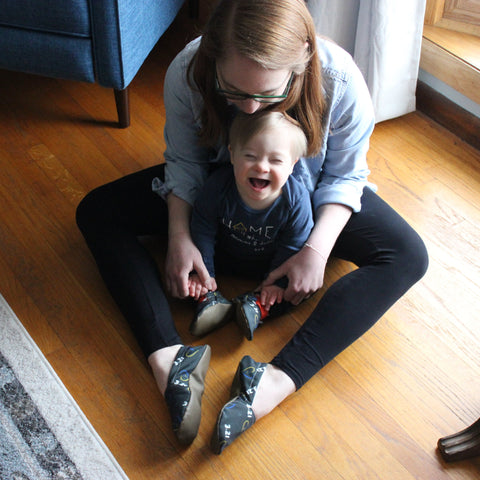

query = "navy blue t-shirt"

[{"left": 191, "top": 165, "right": 314, "bottom": 279}]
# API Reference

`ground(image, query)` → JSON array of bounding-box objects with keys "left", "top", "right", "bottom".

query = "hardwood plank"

[{"left": 0, "top": 253, "right": 64, "bottom": 356}]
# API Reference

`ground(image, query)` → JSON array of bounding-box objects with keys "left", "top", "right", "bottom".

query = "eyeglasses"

[{"left": 215, "top": 70, "right": 294, "bottom": 104}]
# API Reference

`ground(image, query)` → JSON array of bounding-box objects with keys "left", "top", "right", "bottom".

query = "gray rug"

[{"left": 0, "top": 294, "right": 129, "bottom": 480}]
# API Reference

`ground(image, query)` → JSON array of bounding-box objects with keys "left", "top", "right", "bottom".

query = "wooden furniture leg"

[
  {"left": 114, "top": 88, "right": 130, "bottom": 128},
  {"left": 112, "top": 1, "right": 198, "bottom": 128},
  {"left": 438, "top": 417, "right": 480, "bottom": 462}
]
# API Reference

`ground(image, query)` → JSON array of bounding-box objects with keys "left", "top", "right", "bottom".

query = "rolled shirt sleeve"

[
  {"left": 162, "top": 38, "right": 213, "bottom": 206},
  {"left": 311, "top": 40, "right": 376, "bottom": 213}
]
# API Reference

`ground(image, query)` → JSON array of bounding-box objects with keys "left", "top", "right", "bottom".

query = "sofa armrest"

[{"left": 90, "top": 0, "right": 186, "bottom": 89}]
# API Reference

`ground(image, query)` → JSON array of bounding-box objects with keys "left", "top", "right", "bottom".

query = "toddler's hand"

[
  {"left": 188, "top": 273, "right": 217, "bottom": 300},
  {"left": 259, "top": 285, "right": 284, "bottom": 311}
]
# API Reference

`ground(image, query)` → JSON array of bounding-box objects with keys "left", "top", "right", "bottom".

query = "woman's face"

[{"left": 216, "top": 50, "right": 292, "bottom": 114}]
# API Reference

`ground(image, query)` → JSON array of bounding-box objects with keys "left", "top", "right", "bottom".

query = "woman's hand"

[
  {"left": 264, "top": 203, "right": 352, "bottom": 304},
  {"left": 166, "top": 193, "right": 214, "bottom": 298},
  {"left": 261, "top": 247, "right": 326, "bottom": 305},
  {"left": 165, "top": 231, "right": 213, "bottom": 299}
]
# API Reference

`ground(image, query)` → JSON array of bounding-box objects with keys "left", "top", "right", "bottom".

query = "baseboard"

[{"left": 416, "top": 80, "right": 480, "bottom": 151}]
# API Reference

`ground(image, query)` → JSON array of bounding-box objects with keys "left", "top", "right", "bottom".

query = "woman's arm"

[
  {"left": 262, "top": 203, "right": 352, "bottom": 305},
  {"left": 190, "top": 174, "right": 224, "bottom": 288},
  {"left": 163, "top": 39, "right": 212, "bottom": 207},
  {"left": 165, "top": 193, "right": 213, "bottom": 298},
  {"left": 162, "top": 41, "right": 216, "bottom": 298},
  {"left": 263, "top": 44, "right": 374, "bottom": 304},
  {"left": 307, "top": 202, "right": 352, "bottom": 265}
]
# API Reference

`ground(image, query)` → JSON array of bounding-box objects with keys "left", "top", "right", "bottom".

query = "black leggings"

[{"left": 76, "top": 164, "right": 428, "bottom": 389}]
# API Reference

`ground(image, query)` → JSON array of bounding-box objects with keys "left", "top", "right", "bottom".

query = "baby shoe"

[
  {"left": 190, "top": 291, "right": 234, "bottom": 336},
  {"left": 164, "top": 344, "right": 211, "bottom": 444},
  {"left": 233, "top": 293, "right": 269, "bottom": 340}
]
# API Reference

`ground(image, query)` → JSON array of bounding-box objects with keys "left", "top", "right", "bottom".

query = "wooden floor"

[{"left": 0, "top": 5, "right": 479, "bottom": 479}]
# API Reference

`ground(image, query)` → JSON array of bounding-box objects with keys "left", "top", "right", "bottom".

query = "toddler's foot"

[
  {"left": 189, "top": 291, "right": 234, "bottom": 336},
  {"left": 234, "top": 293, "right": 269, "bottom": 340}
]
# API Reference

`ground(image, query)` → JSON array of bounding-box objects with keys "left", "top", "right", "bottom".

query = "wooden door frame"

[
  {"left": 425, "top": 0, "right": 446, "bottom": 24},
  {"left": 424, "top": 0, "right": 480, "bottom": 35}
]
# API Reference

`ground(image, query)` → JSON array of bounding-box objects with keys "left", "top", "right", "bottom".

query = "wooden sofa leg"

[
  {"left": 114, "top": 88, "right": 130, "bottom": 128},
  {"left": 437, "top": 417, "right": 480, "bottom": 462}
]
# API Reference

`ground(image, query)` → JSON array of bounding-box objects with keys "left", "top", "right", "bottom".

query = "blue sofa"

[{"left": 0, "top": 0, "right": 197, "bottom": 127}]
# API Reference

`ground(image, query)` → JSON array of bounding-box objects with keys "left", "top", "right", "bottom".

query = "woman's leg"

[
  {"left": 271, "top": 187, "right": 429, "bottom": 389},
  {"left": 77, "top": 166, "right": 212, "bottom": 444},
  {"left": 76, "top": 165, "right": 182, "bottom": 355},
  {"left": 211, "top": 189, "right": 428, "bottom": 453}
]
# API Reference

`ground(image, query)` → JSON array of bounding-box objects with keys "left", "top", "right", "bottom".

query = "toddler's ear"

[
  {"left": 228, "top": 144, "right": 233, "bottom": 164},
  {"left": 290, "top": 157, "right": 299, "bottom": 174}
]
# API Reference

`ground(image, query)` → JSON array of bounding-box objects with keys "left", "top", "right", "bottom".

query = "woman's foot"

[
  {"left": 211, "top": 356, "right": 295, "bottom": 454},
  {"left": 149, "top": 344, "right": 211, "bottom": 445},
  {"left": 250, "top": 363, "right": 296, "bottom": 418},
  {"left": 149, "top": 344, "right": 182, "bottom": 394}
]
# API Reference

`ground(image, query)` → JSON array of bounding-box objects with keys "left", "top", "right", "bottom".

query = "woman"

[{"left": 76, "top": 0, "right": 428, "bottom": 453}]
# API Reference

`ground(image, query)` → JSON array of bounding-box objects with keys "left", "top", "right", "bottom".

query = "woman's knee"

[
  {"left": 76, "top": 186, "right": 110, "bottom": 232},
  {"left": 396, "top": 227, "right": 429, "bottom": 284}
]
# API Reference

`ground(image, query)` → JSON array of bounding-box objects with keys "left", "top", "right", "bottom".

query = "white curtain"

[{"left": 307, "top": 0, "right": 426, "bottom": 123}]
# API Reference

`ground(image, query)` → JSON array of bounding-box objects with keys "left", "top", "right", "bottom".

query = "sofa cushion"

[
  {"left": 0, "top": 0, "right": 90, "bottom": 37},
  {"left": 0, "top": 27, "right": 95, "bottom": 82}
]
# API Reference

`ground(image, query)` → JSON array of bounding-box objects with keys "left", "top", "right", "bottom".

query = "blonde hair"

[
  {"left": 229, "top": 111, "right": 307, "bottom": 160},
  {"left": 188, "top": 0, "right": 325, "bottom": 157}
]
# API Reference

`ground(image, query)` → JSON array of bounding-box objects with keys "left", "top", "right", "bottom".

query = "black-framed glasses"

[{"left": 215, "top": 70, "right": 294, "bottom": 104}]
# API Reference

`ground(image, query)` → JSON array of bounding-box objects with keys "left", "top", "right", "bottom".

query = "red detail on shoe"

[{"left": 255, "top": 298, "right": 269, "bottom": 320}]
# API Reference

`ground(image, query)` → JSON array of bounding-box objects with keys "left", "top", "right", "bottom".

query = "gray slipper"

[{"left": 164, "top": 344, "right": 211, "bottom": 444}]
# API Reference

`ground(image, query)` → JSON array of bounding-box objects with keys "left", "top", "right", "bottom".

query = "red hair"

[{"left": 188, "top": 0, "right": 325, "bottom": 157}]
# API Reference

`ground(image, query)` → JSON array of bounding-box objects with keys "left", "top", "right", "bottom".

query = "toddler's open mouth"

[{"left": 249, "top": 178, "right": 270, "bottom": 189}]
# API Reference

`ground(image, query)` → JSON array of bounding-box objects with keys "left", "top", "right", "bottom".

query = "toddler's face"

[{"left": 230, "top": 125, "right": 298, "bottom": 210}]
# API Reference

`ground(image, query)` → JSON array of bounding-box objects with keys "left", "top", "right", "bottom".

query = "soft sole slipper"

[
  {"left": 211, "top": 355, "right": 267, "bottom": 454},
  {"left": 190, "top": 291, "right": 234, "bottom": 336},
  {"left": 164, "top": 344, "right": 211, "bottom": 445}
]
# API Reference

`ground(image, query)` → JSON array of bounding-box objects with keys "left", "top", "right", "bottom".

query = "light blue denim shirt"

[{"left": 157, "top": 36, "right": 376, "bottom": 213}]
